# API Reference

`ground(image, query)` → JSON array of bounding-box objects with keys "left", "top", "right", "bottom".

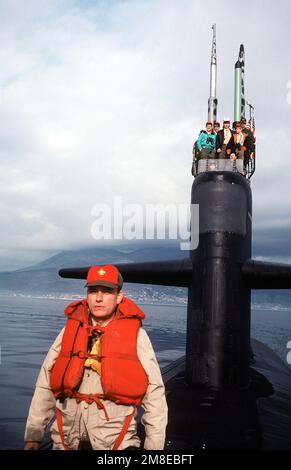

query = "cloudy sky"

[{"left": 0, "top": 0, "right": 290, "bottom": 270}]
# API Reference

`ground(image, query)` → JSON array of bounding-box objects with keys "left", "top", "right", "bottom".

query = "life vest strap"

[
  {"left": 56, "top": 407, "right": 71, "bottom": 451},
  {"left": 59, "top": 350, "right": 138, "bottom": 361},
  {"left": 72, "top": 391, "right": 109, "bottom": 420},
  {"left": 59, "top": 351, "right": 102, "bottom": 360},
  {"left": 67, "top": 314, "right": 105, "bottom": 337},
  {"left": 55, "top": 392, "right": 108, "bottom": 451},
  {"left": 84, "top": 324, "right": 104, "bottom": 337},
  {"left": 112, "top": 406, "right": 136, "bottom": 450},
  {"left": 56, "top": 394, "right": 136, "bottom": 451}
]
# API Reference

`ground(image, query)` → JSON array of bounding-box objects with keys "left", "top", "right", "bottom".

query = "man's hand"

[{"left": 24, "top": 441, "right": 40, "bottom": 450}]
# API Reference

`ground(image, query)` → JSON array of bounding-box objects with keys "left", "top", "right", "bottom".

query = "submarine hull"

[
  {"left": 186, "top": 171, "right": 252, "bottom": 390},
  {"left": 163, "top": 338, "right": 291, "bottom": 450}
]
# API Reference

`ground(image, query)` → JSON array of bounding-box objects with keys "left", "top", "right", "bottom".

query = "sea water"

[{"left": 0, "top": 294, "right": 290, "bottom": 450}]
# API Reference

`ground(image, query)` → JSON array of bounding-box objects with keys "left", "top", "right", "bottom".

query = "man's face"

[
  {"left": 206, "top": 124, "right": 212, "bottom": 132},
  {"left": 223, "top": 122, "right": 230, "bottom": 129},
  {"left": 87, "top": 286, "right": 123, "bottom": 323}
]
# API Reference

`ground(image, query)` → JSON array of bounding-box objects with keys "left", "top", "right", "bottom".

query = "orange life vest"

[{"left": 50, "top": 296, "right": 149, "bottom": 450}]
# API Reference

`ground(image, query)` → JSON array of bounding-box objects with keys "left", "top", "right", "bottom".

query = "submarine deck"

[{"left": 162, "top": 338, "right": 291, "bottom": 450}]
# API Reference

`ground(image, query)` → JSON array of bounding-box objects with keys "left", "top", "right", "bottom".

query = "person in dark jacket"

[
  {"left": 241, "top": 117, "right": 255, "bottom": 149},
  {"left": 213, "top": 122, "right": 221, "bottom": 135},
  {"left": 226, "top": 121, "right": 251, "bottom": 174},
  {"left": 241, "top": 117, "right": 255, "bottom": 168}
]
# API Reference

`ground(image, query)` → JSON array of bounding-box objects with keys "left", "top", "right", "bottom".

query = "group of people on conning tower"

[{"left": 192, "top": 117, "right": 255, "bottom": 175}]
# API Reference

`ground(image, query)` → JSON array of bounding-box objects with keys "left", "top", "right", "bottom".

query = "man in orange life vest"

[{"left": 24, "top": 265, "right": 167, "bottom": 450}]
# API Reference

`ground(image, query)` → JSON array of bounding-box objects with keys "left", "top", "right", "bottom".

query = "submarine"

[{"left": 59, "top": 26, "right": 291, "bottom": 450}]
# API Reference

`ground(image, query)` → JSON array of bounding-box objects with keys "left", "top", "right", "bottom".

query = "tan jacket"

[{"left": 24, "top": 327, "right": 167, "bottom": 450}]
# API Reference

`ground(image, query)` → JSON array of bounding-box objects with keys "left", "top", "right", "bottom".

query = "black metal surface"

[
  {"left": 163, "top": 339, "right": 291, "bottom": 450},
  {"left": 59, "top": 258, "right": 291, "bottom": 290},
  {"left": 186, "top": 172, "right": 252, "bottom": 390},
  {"left": 250, "top": 339, "right": 291, "bottom": 449},
  {"left": 242, "top": 259, "right": 291, "bottom": 289},
  {"left": 59, "top": 258, "right": 192, "bottom": 287},
  {"left": 197, "top": 176, "right": 248, "bottom": 235}
]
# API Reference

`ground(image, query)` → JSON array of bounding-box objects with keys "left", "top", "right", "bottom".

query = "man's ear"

[{"left": 116, "top": 290, "right": 124, "bottom": 305}]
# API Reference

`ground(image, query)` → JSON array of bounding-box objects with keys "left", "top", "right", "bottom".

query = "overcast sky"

[{"left": 0, "top": 0, "right": 290, "bottom": 271}]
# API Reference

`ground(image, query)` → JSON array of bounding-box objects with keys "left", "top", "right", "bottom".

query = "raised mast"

[
  {"left": 208, "top": 24, "right": 218, "bottom": 124},
  {"left": 234, "top": 44, "right": 245, "bottom": 122}
]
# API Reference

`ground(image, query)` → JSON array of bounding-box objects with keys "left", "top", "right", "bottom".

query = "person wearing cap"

[
  {"left": 24, "top": 264, "right": 167, "bottom": 451},
  {"left": 196, "top": 122, "right": 216, "bottom": 159},
  {"left": 216, "top": 118, "right": 233, "bottom": 159}
]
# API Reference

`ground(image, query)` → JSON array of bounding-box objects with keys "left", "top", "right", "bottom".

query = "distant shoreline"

[
  {"left": 0, "top": 291, "right": 187, "bottom": 308},
  {"left": 0, "top": 291, "right": 290, "bottom": 312}
]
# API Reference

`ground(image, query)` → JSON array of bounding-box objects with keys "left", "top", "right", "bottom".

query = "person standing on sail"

[
  {"left": 196, "top": 122, "right": 217, "bottom": 159},
  {"left": 216, "top": 118, "right": 233, "bottom": 159}
]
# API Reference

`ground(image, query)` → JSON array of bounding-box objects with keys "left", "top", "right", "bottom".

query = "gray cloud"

[{"left": 0, "top": 0, "right": 290, "bottom": 270}]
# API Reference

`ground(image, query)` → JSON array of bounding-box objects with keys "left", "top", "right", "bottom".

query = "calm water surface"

[{"left": 0, "top": 294, "right": 290, "bottom": 449}]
